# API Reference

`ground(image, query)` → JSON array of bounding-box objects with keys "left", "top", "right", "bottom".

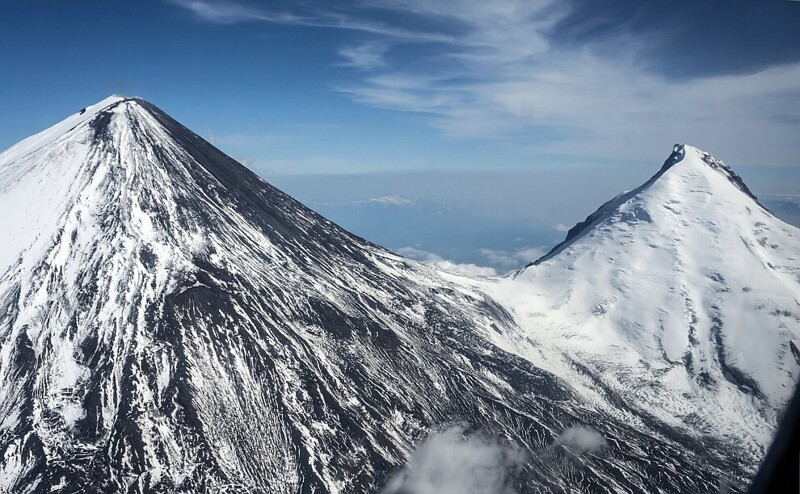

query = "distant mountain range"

[{"left": 0, "top": 97, "right": 797, "bottom": 493}]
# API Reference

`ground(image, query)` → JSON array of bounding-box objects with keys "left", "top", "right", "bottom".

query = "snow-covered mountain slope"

[
  {"left": 0, "top": 98, "right": 791, "bottom": 493},
  {"left": 487, "top": 144, "right": 800, "bottom": 470}
]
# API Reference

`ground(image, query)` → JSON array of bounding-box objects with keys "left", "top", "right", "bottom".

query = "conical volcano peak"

[
  {"left": 675, "top": 144, "right": 734, "bottom": 173},
  {"left": 659, "top": 144, "right": 760, "bottom": 203},
  {"left": 0, "top": 95, "right": 127, "bottom": 168},
  {"left": 88, "top": 95, "right": 152, "bottom": 115},
  {"left": 525, "top": 144, "right": 768, "bottom": 268},
  {"left": 504, "top": 142, "right": 800, "bottom": 464},
  {"left": 0, "top": 95, "right": 260, "bottom": 276},
  {"left": 77, "top": 94, "right": 128, "bottom": 116},
  {"left": 64, "top": 94, "right": 147, "bottom": 132}
]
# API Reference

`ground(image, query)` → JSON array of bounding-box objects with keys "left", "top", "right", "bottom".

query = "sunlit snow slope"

[
  {"left": 489, "top": 144, "right": 800, "bottom": 475},
  {"left": 0, "top": 99, "right": 794, "bottom": 493}
]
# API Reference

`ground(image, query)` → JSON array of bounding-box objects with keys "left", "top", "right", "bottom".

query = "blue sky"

[
  {"left": 2, "top": 1, "right": 799, "bottom": 171},
  {"left": 2, "top": 1, "right": 800, "bottom": 271}
]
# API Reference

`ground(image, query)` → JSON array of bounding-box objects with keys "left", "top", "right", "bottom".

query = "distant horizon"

[{"left": 271, "top": 165, "right": 800, "bottom": 274}]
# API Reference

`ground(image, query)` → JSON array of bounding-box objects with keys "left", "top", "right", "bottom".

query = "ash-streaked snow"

[{"left": 0, "top": 98, "right": 797, "bottom": 493}]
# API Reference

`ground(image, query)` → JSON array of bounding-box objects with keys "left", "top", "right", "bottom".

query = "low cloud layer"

[
  {"left": 397, "top": 247, "right": 498, "bottom": 277},
  {"left": 398, "top": 245, "right": 547, "bottom": 276},
  {"left": 480, "top": 247, "right": 544, "bottom": 270},
  {"left": 382, "top": 426, "right": 525, "bottom": 494}
]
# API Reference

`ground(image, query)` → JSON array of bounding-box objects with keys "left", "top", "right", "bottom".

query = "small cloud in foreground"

[
  {"left": 398, "top": 247, "right": 497, "bottom": 277},
  {"left": 554, "top": 425, "right": 607, "bottom": 453},
  {"left": 382, "top": 426, "right": 525, "bottom": 494}
]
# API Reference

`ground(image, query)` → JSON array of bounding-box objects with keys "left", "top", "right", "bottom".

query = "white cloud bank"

[
  {"left": 398, "top": 247, "right": 498, "bottom": 277},
  {"left": 480, "top": 247, "right": 545, "bottom": 270},
  {"left": 397, "top": 246, "right": 547, "bottom": 275},
  {"left": 361, "top": 194, "right": 416, "bottom": 206}
]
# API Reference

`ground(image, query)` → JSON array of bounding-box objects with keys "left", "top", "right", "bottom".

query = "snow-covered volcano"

[
  {"left": 488, "top": 143, "right": 800, "bottom": 471},
  {"left": 0, "top": 98, "right": 796, "bottom": 493}
]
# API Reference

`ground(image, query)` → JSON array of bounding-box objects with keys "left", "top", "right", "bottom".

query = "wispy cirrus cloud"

[
  {"left": 165, "top": 0, "right": 301, "bottom": 24},
  {"left": 337, "top": 43, "right": 390, "bottom": 70},
  {"left": 167, "top": 0, "right": 800, "bottom": 166},
  {"left": 166, "top": 0, "right": 452, "bottom": 42},
  {"left": 333, "top": 0, "right": 800, "bottom": 165}
]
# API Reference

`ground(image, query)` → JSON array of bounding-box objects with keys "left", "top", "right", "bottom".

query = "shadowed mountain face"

[{"left": 0, "top": 98, "right": 795, "bottom": 493}]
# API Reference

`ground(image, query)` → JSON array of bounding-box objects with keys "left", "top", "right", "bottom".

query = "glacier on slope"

[{"left": 0, "top": 98, "right": 796, "bottom": 493}]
